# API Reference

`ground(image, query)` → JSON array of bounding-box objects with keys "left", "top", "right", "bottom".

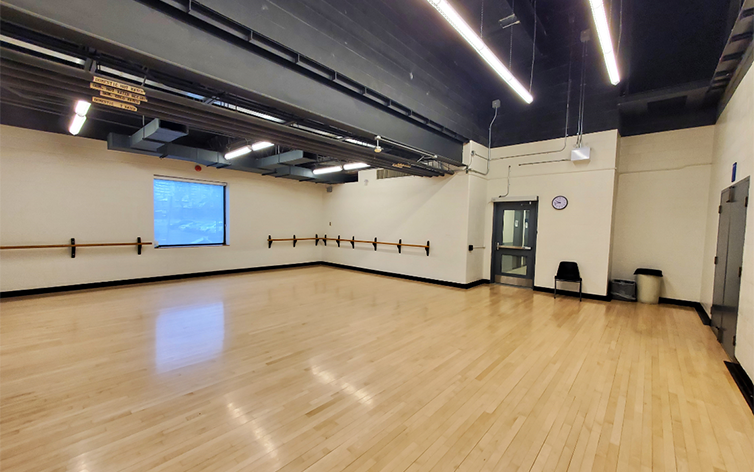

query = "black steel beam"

[
  {"left": 0, "top": 0, "right": 464, "bottom": 162},
  {"left": 0, "top": 47, "right": 449, "bottom": 177},
  {"left": 503, "top": 0, "right": 550, "bottom": 55}
]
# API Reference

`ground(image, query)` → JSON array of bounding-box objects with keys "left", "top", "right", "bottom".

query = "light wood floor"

[{"left": 1, "top": 266, "right": 752, "bottom": 472}]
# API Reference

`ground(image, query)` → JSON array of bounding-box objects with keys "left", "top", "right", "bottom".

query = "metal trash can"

[
  {"left": 634, "top": 268, "right": 663, "bottom": 304},
  {"left": 611, "top": 279, "right": 636, "bottom": 301}
]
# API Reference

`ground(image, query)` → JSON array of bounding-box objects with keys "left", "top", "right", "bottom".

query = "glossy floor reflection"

[
  {"left": 1, "top": 266, "right": 752, "bottom": 472},
  {"left": 155, "top": 302, "right": 225, "bottom": 373}
]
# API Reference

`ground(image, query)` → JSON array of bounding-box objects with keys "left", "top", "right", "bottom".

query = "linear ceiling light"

[
  {"left": 312, "top": 165, "right": 343, "bottom": 175},
  {"left": 68, "top": 100, "right": 90, "bottom": 135},
  {"left": 588, "top": 0, "right": 620, "bottom": 85},
  {"left": 343, "top": 162, "right": 369, "bottom": 170},
  {"left": 251, "top": 141, "right": 274, "bottom": 151},
  {"left": 68, "top": 114, "right": 86, "bottom": 135},
  {"left": 225, "top": 141, "right": 274, "bottom": 159},
  {"left": 225, "top": 145, "right": 252, "bottom": 159},
  {"left": 425, "top": 0, "right": 533, "bottom": 103},
  {"left": 344, "top": 138, "right": 376, "bottom": 148}
]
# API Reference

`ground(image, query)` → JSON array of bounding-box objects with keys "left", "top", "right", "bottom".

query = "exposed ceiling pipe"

[
  {"left": 467, "top": 99, "right": 499, "bottom": 176},
  {"left": 0, "top": 47, "right": 451, "bottom": 177}
]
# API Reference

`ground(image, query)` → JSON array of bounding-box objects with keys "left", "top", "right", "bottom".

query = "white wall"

[
  {"left": 322, "top": 168, "right": 471, "bottom": 284},
  {"left": 612, "top": 127, "right": 714, "bottom": 301},
  {"left": 0, "top": 126, "right": 325, "bottom": 292},
  {"left": 702, "top": 64, "right": 754, "bottom": 377},
  {"left": 472, "top": 130, "right": 619, "bottom": 296}
]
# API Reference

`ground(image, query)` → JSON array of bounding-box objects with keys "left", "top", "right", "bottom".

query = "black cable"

[
  {"left": 529, "top": 0, "right": 537, "bottom": 93},
  {"left": 509, "top": 0, "right": 515, "bottom": 69},
  {"left": 480, "top": 0, "right": 484, "bottom": 37}
]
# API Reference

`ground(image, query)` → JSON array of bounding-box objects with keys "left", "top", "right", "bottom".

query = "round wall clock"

[{"left": 552, "top": 195, "right": 568, "bottom": 210}]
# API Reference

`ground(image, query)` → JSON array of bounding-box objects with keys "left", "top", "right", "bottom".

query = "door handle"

[{"left": 496, "top": 243, "right": 531, "bottom": 250}]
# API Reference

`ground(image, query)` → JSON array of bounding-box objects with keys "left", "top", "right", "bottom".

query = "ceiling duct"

[
  {"left": 107, "top": 118, "right": 187, "bottom": 156},
  {"left": 254, "top": 150, "right": 315, "bottom": 170},
  {"left": 130, "top": 119, "right": 187, "bottom": 153},
  {"left": 269, "top": 166, "right": 315, "bottom": 181},
  {"left": 0, "top": 46, "right": 452, "bottom": 178},
  {"left": 158, "top": 142, "right": 229, "bottom": 168}
]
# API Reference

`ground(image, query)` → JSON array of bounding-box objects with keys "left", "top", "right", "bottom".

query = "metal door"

[
  {"left": 491, "top": 201, "right": 538, "bottom": 287},
  {"left": 711, "top": 177, "right": 749, "bottom": 360}
]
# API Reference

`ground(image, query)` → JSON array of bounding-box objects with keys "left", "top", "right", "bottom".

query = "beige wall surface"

[
  {"left": 322, "top": 169, "right": 471, "bottom": 284},
  {"left": 612, "top": 127, "right": 714, "bottom": 301},
  {"left": 0, "top": 120, "right": 709, "bottom": 308},
  {"left": 475, "top": 130, "right": 620, "bottom": 296},
  {"left": 0, "top": 126, "right": 325, "bottom": 291},
  {"left": 702, "top": 64, "right": 754, "bottom": 378}
]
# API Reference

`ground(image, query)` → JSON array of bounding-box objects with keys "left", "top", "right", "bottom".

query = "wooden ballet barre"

[
  {"left": 267, "top": 234, "right": 430, "bottom": 255},
  {"left": 0, "top": 238, "right": 152, "bottom": 258}
]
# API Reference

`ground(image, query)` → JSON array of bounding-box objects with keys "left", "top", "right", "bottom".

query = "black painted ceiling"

[
  {"left": 377, "top": 0, "right": 736, "bottom": 145},
  {"left": 0, "top": 0, "right": 741, "bottom": 154}
]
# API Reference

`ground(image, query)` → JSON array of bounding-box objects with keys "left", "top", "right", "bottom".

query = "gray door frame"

[
  {"left": 491, "top": 200, "right": 539, "bottom": 287},
  {"left": 711, "top": 176, "right": 749, "bottom": 360}
]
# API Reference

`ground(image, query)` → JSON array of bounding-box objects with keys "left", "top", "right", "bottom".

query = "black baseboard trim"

[
  {"left": 0, "top": 262, "right": 491, "bottom": 298},
  {"left": 532, "top": 285, "right": 611, "bottom": 302},
  {"left": 321, "top": 262, "right": 489, "bottom": 289},
  {"left": 725, "top": 361, "right": 754, "bottom": 414},
  {"left": 659, "top": 298, "right": 711, "bottom": 325},
  {"left": 0, "top": 262, "right": 321, "bottom": 298}
]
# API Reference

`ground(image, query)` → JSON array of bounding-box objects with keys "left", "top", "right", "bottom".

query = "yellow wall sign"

[
  {"left": 92, "top": 97, "right": 138, "bottom": 112},
  {"left": 90, "top": 83, "right": 147, "bottom": 103},
  {"left": 92, "top": 76, "right": 146, "bottom": 96}
]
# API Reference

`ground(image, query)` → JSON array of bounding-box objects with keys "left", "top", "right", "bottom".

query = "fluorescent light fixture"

[
  {"left": 343, "top": 162, "right": 369, "bottom": 171},
  {"left": 588, "top": 0, "right": 620, "bottom": 85},
  {"left": 69, "top": 114, "right": 86, "bottom": 135},
  {"left": 224, "top": 145, "right": 252, "bottom": 159},
  {"left": 251, "top": 141, "right": 274, "bottom": 151},
  {"left": 425, "top": 0, "right": 533, "bottom": 103},
  {"left": 212, "top": 101, "right": 287, "bottom": 123},
  {"left": 312, "top": 165, "right": 343, "bottom": 175},
  {"left": 0, "top": 34, "right": 86, "bottom": 65},
  {"left": 74, "top": 100, "right": 91, "bottom": 116},
  {"left": 68, "top": 99, "right": 90, "bottom": 135},
  {"left": 224, "top": 141, "right": 274, "bottom": 159},
  {"left": 344, "top": 138, "right": 376, "bottom": 148}
]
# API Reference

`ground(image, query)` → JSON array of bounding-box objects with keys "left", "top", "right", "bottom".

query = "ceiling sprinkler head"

[{"left": 374, "top": 135, "right": 382, "bottom": 153}]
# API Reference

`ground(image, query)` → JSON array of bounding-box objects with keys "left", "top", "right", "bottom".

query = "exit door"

[
  {"left": 711, "top": 177, "right": 749, "bottom": 360},
  {"left": 491, "top": 201, "right": 538, "bottom": 287}
]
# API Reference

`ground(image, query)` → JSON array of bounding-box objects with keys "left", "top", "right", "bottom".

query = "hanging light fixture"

[
  {"left": 312, "top": 165, "right": 343, "bottom": 175},
  {"left": 588, "top": 0, "right": 620, "bottom": 85},
  {"left": 68, "top": 99, "right": 90, "bottom": 135},
  {"left": 425, "top": 0, "right": 533, "bottom": 103},
  {"left": 343, "top": 162, "right": 370, "bottom": 170},
  {"left": 224, "top": 141, "right": 275, "bottom": 159}
]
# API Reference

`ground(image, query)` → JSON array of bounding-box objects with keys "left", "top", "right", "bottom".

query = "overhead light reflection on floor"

[
  {"left": 226, "top": 401, "right": 279, "bottom": 463},
  {"left": 310, "top": 363, "right": 373, "bottom": 406},
  {"left": 155, "top": 302, "right": 225, "bottom": 373}
]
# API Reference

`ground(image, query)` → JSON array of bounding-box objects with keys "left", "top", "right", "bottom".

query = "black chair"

[{"left": 554, "top": 261, "right": 582, "bottom": 301}]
